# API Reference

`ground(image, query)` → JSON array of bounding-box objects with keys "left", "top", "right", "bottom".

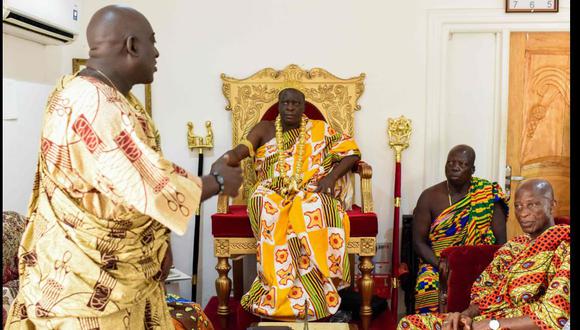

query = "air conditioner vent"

[
  {"left": 2, "top": 0, "right": 80, "bottom": 45},
  {"left": 5, "top": 11, "right": 74, "bottom": 39}
]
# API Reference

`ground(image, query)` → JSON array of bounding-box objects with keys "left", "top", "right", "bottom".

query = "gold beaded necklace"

[
  {"left": 446, "top": 180, "right": 453, "bottom": 206},
  {"left": 276, "top": 114, "right": 306, "bottom": 197}
]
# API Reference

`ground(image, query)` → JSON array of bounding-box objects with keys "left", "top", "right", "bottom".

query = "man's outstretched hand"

[
  {"left": 221, "top": 150, "right": 242, "bottom": 167},
  {"left": 209, "top": 154, "right": 243, "bottom": 196},
  {"left": 200, "top": 154, "right": 243, "bottom": 201}
]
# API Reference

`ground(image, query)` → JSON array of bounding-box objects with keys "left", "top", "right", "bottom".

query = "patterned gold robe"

[
  {"left": 6, "top": 74, "right": 202, "bottom": 329},
  {"left": 241, "top": 118, "right": 361, "bottom": 321}
]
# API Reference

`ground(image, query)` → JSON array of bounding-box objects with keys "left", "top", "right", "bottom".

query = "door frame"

[{"left": 424, "top": 8, "right": 569, "bottom": 188}]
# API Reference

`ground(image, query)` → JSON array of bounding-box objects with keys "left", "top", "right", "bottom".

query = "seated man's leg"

[
  {"left": 289, "top": 192, "right": 350, "bottom": 317},
  {"left": 414, "top": 263, "right": 440, "bottom": 313},
  {"left": 241, "top": 190, "right": 350, "bottom": 321}
]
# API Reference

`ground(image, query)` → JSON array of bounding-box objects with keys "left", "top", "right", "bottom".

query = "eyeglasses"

[{"left": 513, "top": 201, "right": 544, "bottom": 212}]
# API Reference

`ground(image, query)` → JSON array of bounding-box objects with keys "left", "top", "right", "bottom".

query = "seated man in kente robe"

[
  {"left": 222, "top": 88, "right": 361, "bottom": 321},
  {"left": 398, "top": 179, "right": 570, "bottom": 330},
  {"left": 412, "top": 145, "right": 507, "bottom": 313}
]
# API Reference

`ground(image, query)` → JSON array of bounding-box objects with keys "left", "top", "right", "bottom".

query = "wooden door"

[{"left": 506, "top": 32, "right": 570, "bottom": 239}]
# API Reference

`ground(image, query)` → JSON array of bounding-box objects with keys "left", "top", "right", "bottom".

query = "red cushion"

[
  {"left": 262, "top": 101, "right": 326, "bottom": 121},
  {"left": 211, "top": 205, "right": 253, "bottom": 237},
  {"left": 555, "top": 216, "right": 570, "bottom": 225},
  {"left": 348, "top": 205, "right": 378, "bottom": 237},
  {"left": 440, "top": 245, "right": 501, "bottom": 312},
  {"left": 211, "top": 204, "right": 377, "bottom": 238}
]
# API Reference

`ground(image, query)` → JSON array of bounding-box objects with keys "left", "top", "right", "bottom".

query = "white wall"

[
  {"left": 3, "top": 34, "right": 58, "bottom": 212},
  {"left": 3, "top": 0, "right": 570, "bottom": 309}
]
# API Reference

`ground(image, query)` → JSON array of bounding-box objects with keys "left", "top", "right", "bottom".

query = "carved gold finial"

[
  {"left": 187, "top": 121, "right": 214, "bottom": 152},
  {"left": 387, "top": 116, "right": 412, "bottom": 162}
]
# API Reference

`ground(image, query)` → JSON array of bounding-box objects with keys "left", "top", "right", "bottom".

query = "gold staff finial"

[
  {"left": 387, "top": 116, "right": 412, "bottom": 162},
  {"left": 187, "top": 121, "right": 214, "bottom": 152}
]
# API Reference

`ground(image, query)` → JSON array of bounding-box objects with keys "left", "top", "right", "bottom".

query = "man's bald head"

[
  {"left": 83, "top": 5, "right": 159, "bottom": 90},
  {"left": 87, "top": 5, "right": 152, "bottom": 57},
  {"left": 448, "top": 144, "right": 476, "bottom": 166},
  {"left": 445, "top": 144, "right": 476, "bottom": 186},
  {"left": 515, "top": 178, "right": 555, "bottom": 201}
]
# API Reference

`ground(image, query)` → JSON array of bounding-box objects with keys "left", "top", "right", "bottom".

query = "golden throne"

[{"left": 209, "top": 65, "right": 378, "bottom": 330}]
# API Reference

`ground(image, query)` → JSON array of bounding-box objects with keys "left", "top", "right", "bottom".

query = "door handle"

[
  {"left": 505, "top": 165, "right": 525, "bottom": 199},
  {"left": 505, "top": 165, "right": 512, "bottom": 199}
]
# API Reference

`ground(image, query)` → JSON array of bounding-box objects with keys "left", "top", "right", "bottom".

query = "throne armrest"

[
  {"left": 352, "top": 160, "right": 374, "bottom": 213},
  {"left": 217, "top": 194, "right": 229, "bottom": 214}
]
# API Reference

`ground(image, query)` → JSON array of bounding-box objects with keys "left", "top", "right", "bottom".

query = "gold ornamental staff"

[
  {"left": 387, "top": 116, "right": 412, "bottom": 320},
  {"left": 186, "top": 121, "right": 214, "bottom": 300}
]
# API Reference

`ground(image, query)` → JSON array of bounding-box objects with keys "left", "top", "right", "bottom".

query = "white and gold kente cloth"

[{"left": 6, "top": 74, "right": 201, "bottom": 329}]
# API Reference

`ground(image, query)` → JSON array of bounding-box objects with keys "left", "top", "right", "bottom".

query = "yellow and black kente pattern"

[{"left": 241, "top": 118, "right": 360, "bottom": 321}]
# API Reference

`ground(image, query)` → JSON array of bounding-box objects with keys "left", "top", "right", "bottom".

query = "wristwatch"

[
  {"left": 489, "top": 318, "right": 500, "bottom": 330},
  {"left": 211, "top": 171, "right": 225, "bottom": 193}
]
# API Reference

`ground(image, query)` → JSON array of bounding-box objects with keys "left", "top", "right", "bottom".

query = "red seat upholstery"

[
  {"left": 212, "top": 204, "right": 377, "bottom": 238},
  {"left": 554, "top": 215, "right": 570, "bottom": 225},
  {"left": 439, "top": 245, "right": 501, "bottom": 313}
]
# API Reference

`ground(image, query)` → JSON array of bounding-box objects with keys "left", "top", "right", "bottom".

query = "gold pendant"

[{"left": 288, "top": 179, "right": 298, "bottom": 195}]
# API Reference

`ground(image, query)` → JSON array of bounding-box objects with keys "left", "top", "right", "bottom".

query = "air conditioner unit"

[{"left": 3, "top": 0, "right": 80, "bottom": 45}]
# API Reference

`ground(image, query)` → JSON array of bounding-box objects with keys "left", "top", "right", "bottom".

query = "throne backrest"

[{"left": 221, "top": 64, "right": 365, "bottom": 204}]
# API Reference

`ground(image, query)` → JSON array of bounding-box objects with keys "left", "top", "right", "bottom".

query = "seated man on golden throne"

[{"left": 221, "top": 87, "right": 361, "bottom": 321}]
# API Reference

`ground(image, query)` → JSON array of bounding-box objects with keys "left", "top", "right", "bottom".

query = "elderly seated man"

[
  {"left": 398, "top": 178, "right": 570, "bottom": 330},
  {"left": 221, "top": 88, "right": 361, "bottom": 321},
  {"left": 413, "top": 145, "right": 507, "bottom": 313}
]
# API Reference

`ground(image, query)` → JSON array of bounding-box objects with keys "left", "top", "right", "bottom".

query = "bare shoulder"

[
  {"left": 256, "top": 120, "right": 275, "bottom": 128},
  {"left": 253, "top": 120, "right": 276, "bottom": 138},
  {"left": 248, "top": 120, "right": 273, "bottom": 135},
  {"left": 248, "top": 120, "right": 275, "bottom": 147},
  {"left": 419, "top": 182, "right": 445, "bottom": 200}
]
